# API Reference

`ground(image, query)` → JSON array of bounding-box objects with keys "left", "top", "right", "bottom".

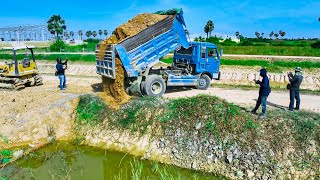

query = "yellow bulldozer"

[{"left": 0, "top": 46, "right": 43, "bottom": 90}]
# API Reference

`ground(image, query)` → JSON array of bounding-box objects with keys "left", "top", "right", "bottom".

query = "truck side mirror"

[{"left": 220, "top": 49, "right": 223, "bottom": 57}]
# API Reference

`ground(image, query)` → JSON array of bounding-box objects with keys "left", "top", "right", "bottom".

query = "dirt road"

[{"left": 164, "top": 87, "right": 320, "bottom": 112}]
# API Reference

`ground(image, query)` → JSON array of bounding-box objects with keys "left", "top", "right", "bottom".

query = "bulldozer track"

[{"left": 0, "top": 75, "right": 43, "bottom": 90}]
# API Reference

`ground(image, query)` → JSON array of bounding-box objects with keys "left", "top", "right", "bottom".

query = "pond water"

[{"left": 1, "top": 142, "right": 222, "bottom": 180}]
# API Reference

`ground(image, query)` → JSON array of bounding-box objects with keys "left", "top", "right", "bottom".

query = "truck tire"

[
  {"left": 196, "top": 74, "right": 211, "bottom": 90},
  {"left": 144, "top": 75, "right": 166, "bottom": 97}
]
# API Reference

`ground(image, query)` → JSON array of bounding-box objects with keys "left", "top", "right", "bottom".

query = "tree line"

[{"left": 47, "top": 15, "right": 108, "bottom": 41}]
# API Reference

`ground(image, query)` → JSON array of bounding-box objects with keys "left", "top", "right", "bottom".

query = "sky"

[{"left": 0, "top": 0, "right": 319, "bottom": 39}]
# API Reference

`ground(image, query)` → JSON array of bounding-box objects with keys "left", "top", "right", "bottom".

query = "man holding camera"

[
  {"left": 287, "top": 67, "right": 303, "bottom": 111},
  {"left": 55, "top": 57, "right": 68, "bottom": 90}
]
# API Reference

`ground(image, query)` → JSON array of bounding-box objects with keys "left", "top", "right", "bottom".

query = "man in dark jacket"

[
  {"left": 56, "top": 57, "right": 68, "bottom": 90},
  {"left": 288, "top": 67, "right": 303, "bottom": 111},
  {"left": 251, "top": 68, "right": 271, "bottom": 119}
]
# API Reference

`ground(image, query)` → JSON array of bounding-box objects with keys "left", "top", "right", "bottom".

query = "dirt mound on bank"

[{"left": 98, "top": 13, "right": 168, "bottom": 107}]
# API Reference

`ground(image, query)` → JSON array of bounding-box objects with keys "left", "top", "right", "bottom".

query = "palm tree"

[
  {"left": 92, "top": 31, "right": 97, "bottom": 38},
  {"left": 47, "top": 15, "right": 67, "bottom": 40},
  {"left": 63, "top": 31, "right": 68, "bottom": 40},
  {"left": 204, "top": 24, "right": 210, "bottom": 38},
  {"left": 274, "top": 33, "right": 279, "bottom": 39},
  {"left": 199, "top": 36, "right": 205, "bottom": 42},
  {"left": 69, "top": 31, "right": 74, "bottom": 40},
  {"left": 98, "top": 30, "right": 103, "bottom": 39},
  {"left": 261, "top": 33, "right": 264, "bottom": 38},
  {"left": 279, "top": 31, "right": 286, "bottom": 38},
  {"left": 255, "top": 32, "right": 260, "bottom": 38},
  {"left": 207, "top": 20, "right": 214, "bottom": 37},
  {"left": 78, "top": 30, "right": 83, "bottom": 40},
  {"left": 235, "top": 31, "right": 240, "bottom": 39},
  {"left": 85, "top": 31, "right": 92, "bottom": 38},
  {"left": 103, "top": 30, "right": 108, "bottom": 37},
  {"left": 269, "top": 31, "right": 274, "bottom": 39}
]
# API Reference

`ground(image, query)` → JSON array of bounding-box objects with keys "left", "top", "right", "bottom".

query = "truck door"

[
  {"left": 206, "top": 47, "right": 220, "bottom": 73},
  {"left": 200, "top": 45, "right": 207, "bottom": 70}
]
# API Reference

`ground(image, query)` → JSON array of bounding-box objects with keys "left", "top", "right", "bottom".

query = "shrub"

[
  {"left": 84, "top": 38, "right": 100, "bottom": 43},
  {"left": 76, "top": 95, "right": 107, "bottom": 125},
  {"left": 311, "top": 41, "right": 320, "bottom": 49},
  {"left": 49, "top": 40, "right": 67, "bottom": 52}
]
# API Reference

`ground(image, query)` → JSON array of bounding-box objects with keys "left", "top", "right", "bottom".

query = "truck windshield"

[{"left": 176, "top": 46, "right": 192, "bottom": 55}]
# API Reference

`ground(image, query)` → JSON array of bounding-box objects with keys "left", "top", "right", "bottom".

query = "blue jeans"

[
  {"left": 289, "top": 89, "right": 300, "bottom": 110},
  {"left": 58, "top": 75, "right": 66, "bottom": 90},
  {"left": 253, "top": 95, "right": 268, "bottom": 115}
]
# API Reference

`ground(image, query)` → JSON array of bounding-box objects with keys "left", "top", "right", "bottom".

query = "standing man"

[
  {"left": 288, "top": 67, "right": 303, "bottom": 111},
  {"left": 56, "top": 57, "right": 68, "bottom": 90},
  {"left": 251, "top": 68, "right": 271, "bottom": 119}
]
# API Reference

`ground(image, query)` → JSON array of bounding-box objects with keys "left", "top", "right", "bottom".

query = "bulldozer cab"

[
  {"left": 0, "top": 45, "right": 43, "bottom": 90},
  {"left": 1, "top": 46, "right": 37, "bottom": 77}
]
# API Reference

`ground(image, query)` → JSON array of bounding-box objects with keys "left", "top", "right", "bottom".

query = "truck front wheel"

[
  {"left": 196, "top": 74, "right": 211, "bottom": 90},
  {"left": 144, "top": 75, "right": 166, "bottom": 97}
]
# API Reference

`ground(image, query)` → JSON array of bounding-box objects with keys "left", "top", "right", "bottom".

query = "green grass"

[
  {"left": 0, "top": 54, "right": 95, "bottom": 62},
  {"left": 76, "top": 95, "right": 107, "bottom": 125},
  {"left": 267, "top": 109, "right": 320, "bottom": 145},
  {"left": 220, "top": 46, "right": 320, "bottom": 57}
]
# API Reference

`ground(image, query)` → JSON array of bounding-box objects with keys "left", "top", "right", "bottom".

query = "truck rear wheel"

[
  {"left": 144, "top": 75, "right": 166, "bottom": 97},
  {"left": 196, "top": 74, "right": 211, "bottom": 90}
]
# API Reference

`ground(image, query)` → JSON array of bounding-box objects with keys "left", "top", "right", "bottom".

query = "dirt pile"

[{"left": 98, "top": 13, "right": 168, "bottom": 106}]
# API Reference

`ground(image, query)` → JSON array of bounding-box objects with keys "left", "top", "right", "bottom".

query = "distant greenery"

[
  {"left": 195, "top": 36, "right": 320, "bottom": 56},
  {"left": 220, "top": 46, "right": 320, "bottom": 56},
  {"left": 0, "top": 54, "right": 95, "bottom": 62}
]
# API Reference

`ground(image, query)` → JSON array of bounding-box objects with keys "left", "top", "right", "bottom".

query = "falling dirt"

[{"left": 98, "top": 13, "right": 168, "bottom": 107}]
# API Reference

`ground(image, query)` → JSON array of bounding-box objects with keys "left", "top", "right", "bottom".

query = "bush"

[
  {"left": 49, "top": 40, "right": 67, "bottom": 52},
  {"left": 206, "top": 36, "right": 222, "bottom": 44},
  {"left": 220, "top": 38, "right": 237, "bottom": 46},
  {"left": 84, "top": 38, "right": 100, "bottom": 43},
  {"left": 76, "top": 95, "right": 107, "bottom": 125},
  {"left": 311, "top": 41, "right": 320, "bottom": 49},
  {"left": 240, "top": 39, "right": 254, "bottom": 46}
]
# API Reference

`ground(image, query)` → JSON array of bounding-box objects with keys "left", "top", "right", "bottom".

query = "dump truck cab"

[{"left": 173, "top": 42, "right": 222, "bottom": 80}]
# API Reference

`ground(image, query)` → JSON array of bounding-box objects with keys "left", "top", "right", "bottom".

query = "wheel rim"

[
  {"left": 199, "top": 78, "right": 206, "bottom": 87},
  {"left": 151, "top": 81, "right": 162, "bottom": 95}
]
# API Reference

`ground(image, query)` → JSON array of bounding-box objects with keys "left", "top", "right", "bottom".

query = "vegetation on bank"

[{"left": 76, "top": 94, "right": 320, "bottom": 151}]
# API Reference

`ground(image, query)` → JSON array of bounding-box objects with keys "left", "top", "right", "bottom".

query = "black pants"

[{"left": 289, "top": 89, "right": 300, "bottom": 110}]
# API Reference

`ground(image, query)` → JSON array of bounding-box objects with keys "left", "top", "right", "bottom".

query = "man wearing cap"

[
  {"left": 288, "top": 67, "right": 303, "bottom": 111},
  {"left": 252, "top": 68, "right": 271, "bottom": 119},
  {"left": 55, "top": 57, "right": 68, "bottom": 90}
]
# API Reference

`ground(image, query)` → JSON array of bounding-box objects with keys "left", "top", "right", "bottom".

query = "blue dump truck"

[{"left": 96, "top": 10, "right": 222, "bottom": 96}]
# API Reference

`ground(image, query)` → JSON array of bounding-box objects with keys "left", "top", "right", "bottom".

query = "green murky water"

[{"left": 1, "top": 142, "right": 221, "bottom": 180}]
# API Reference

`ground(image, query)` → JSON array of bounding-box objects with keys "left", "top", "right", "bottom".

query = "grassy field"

[
  {"left": 0, "top": 54, "right": 95, "bottom": 62},
  {"left": 220, "top": 46, "right": 320, "bottom": 56}
]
